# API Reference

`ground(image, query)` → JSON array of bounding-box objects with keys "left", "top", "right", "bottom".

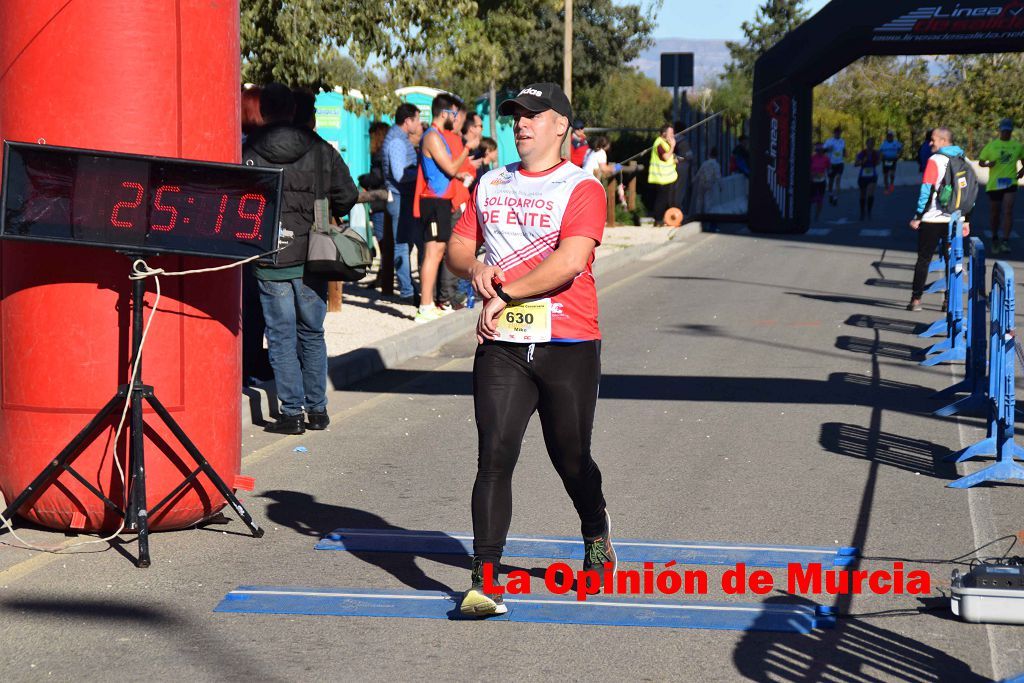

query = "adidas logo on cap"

[{"left": 519, "top": 87, "right": 543, "bottom": 97}]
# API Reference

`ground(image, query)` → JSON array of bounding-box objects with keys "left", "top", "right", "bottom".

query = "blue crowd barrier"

[
  {"left": 932, "top": 236, "right": 988, "bottom": 417},
  {"left": 946, "top": 260, "right": 1024, "bottom": 488},
  {"left": 920, "top": 213, "right": 966, "bottom": 365}
]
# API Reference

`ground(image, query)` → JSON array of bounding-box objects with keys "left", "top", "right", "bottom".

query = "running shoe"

[
  {"left": 414, "top": 305, "right": 446, "bottom": 324},
  {"left": 907, "top": 299, "right": 922, "bottom": 312},
  {"left": 583, "top": 511, "right": 618, "bottom": 576},
  {"left": 460, "top": 558, "right": 507, "bottom": 616}
]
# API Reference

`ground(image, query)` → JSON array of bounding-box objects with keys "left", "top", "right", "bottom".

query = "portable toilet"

[
  {"left": 395, "top": 85, "right": 441, "bottom": 125},
  {"left": 314, "top": 88, "right": 371, "bottom": 180},
  {"left": 476, "top": 93, "right": 519, "bottom": 166}
]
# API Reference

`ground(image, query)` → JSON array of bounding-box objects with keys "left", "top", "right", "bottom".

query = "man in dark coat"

[{"left": 243, "top": 83, "right": 358, "bottom": 434}]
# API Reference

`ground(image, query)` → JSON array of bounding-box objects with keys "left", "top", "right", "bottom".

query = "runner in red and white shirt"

[{"left": 446, "top": 82, "right": 616, "bottom": 617}]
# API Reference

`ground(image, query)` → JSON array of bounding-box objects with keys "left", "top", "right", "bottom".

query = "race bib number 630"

[{"left": 494, "top": 298, "right": 552, "bottom": 343}]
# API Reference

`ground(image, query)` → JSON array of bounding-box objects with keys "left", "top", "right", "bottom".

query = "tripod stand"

[{"left": 0, "top": 255, "right": 264, "bottom": 567}]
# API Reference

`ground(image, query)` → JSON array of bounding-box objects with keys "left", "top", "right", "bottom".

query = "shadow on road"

[
  {"left": 835, "top": 335, "right": 927, "bottom": 362},
  {"left": 0, "top": 597, "right": 279, "bottom": 681},
  {"left": 819, "top": 422, "right": 957, "bottom": 480},
  {"left": 259, "top": 490, "right": 551, "bottom": 593},
  {"left": 793, "top": 292, "right": 910, "bottom": 311},
  {"left": 733, "top": 594, "right": 986, "bottom": 682},
  {"left": 844, "top": 314, "right": 928, "bottom": 336},
  {"left": 260, "top": 489, "right": 462, "bottom": 593},
  {"left": 864, "top": 277, "right": 913, "bottom": 290}
]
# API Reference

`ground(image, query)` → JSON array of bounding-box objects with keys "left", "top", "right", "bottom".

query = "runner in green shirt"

[{"left": 978, "top": 118, "right": 1024, "bottom": 254}]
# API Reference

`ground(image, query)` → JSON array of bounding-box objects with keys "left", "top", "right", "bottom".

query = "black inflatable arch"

[{"left": 749, "top": 0, "right": 1024, "bottom": 233}]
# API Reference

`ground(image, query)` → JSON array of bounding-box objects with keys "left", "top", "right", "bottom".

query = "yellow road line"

[{"left": 0, "top": 538, "right": 78, "bottom": 585}]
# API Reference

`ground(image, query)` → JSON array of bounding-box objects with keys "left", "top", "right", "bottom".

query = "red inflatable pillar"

[{"left": 0, "top": 2, "right": 244, "bottom": 531}]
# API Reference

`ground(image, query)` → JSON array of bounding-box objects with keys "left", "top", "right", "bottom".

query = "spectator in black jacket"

[
  {"left": 243, "top": 83, "right": 358, "bottom": 435},
  {"left": 363, "top": 121, "right": 390, "bottom": 254}
]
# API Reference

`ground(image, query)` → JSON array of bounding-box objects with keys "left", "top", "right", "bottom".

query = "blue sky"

[{"left": 650, "top": 0, "right": 832, "bottom": 40}]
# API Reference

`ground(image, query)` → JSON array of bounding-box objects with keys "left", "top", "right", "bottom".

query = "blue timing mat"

[
  {"left": 216, "top": 586, "right": 834, "bottom": 633},
  {"left": 315, "top": 528, "right": 857, "bottom": 568}
]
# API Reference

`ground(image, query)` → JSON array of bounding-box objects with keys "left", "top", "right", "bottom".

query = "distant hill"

[{"left": 631, "top": 38, "right": 731, "bottom": 89}]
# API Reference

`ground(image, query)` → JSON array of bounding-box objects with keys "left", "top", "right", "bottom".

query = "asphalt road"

[{"left": 2, "top": 185, "right": 1023, "bottom": 682}]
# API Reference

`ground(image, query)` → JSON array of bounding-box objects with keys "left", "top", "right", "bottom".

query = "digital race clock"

[{"left": 0, "top": 141, "right": 283, "bottom": 261}]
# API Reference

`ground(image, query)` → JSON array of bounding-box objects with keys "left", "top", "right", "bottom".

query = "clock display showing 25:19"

[
  {"left": 108, "top": 179, "right": 266, "bottom": 240},
  {"left": 0, "top": 142, "right": 283, "bottom": 261}
]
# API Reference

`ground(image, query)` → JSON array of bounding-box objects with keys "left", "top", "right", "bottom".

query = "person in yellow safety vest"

[{"left": 649, "top": 123, "right": 679, "bottom": 225}]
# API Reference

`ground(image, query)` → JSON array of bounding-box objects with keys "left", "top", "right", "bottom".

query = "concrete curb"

[{"left": 242, "top": 222, "right": 702, "bottom": 428}]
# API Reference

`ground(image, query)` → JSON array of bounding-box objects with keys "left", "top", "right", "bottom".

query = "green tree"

[
  {"left": 240, "top": 0, "right": 473, "bottom": 110},
  {"left": 936, "top": 54, "right": 1024, "bottom": 155},
  {"left": 725, "top": 0, "right": 808, "bottom": 79},
  {"left": 575, "top": 69, "right": 670, "bottom": 129},
  {"left": 423, "top": 0, "right": 657, "bottom": 142},
  {"left": 434, "top": 0, "right": 656, "bottom": 103},
  {"left": 437, "top": 2, "right": 554, "bottom": 98},
  {"left": 713, "top": 0, "right": 809, "bottom": 119},
  {"left": 512, "top": 0, "right": 656, "bottom": 96},
  {"left": 813, "top": 57, "right": 932, "bottom": 152},
  {"left": 809, "top": 54, "right": 1024, "bottom": 159},
  {"left": 708, "top": 71, "right": 755, "bottom": 126}
]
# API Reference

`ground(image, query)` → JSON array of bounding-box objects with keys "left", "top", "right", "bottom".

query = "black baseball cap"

[{"left": 498, "top": 83, "right": 573, "bottom": 121}]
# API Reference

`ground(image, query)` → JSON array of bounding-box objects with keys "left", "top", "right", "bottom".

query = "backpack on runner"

[{"left": 936, "top": 154, "right": 979, "bottom": 215}]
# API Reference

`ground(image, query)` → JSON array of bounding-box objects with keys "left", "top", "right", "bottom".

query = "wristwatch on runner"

[{"left": 492, "top": 280, "right": 513, "bottom": 304}]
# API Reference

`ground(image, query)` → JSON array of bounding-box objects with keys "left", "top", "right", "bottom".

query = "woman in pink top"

[{"left": 810, "top": 143, "right": 830, "bottom": 221}]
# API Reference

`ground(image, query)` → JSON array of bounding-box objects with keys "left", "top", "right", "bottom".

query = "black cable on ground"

[{"left": 860, "top": 534, "right": 1018, "bottom": 566}]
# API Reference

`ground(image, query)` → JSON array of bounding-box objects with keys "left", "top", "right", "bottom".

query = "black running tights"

[
  {"left": 471, "top": 340, "right": 607, "bottom": 565},
  {"left": 912, "top": 221, "right": 948, "bottom": 300}
]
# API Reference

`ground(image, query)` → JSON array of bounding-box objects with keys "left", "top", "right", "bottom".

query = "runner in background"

[
  {"left": 908, "top": 126, "right": 970, "bottom": 312},
  {"left": 446, "top": 83, "right": 615, "bottom": 617},
  {"left": 879, "top": 130, "right": 903, "bottom": 194},
  {"left": 822, "top": 127, "right": 846, "bottom": 206},
  {"left": 810, "top": 143, "right": 830, "bottom": 221},
  {"left": 978, "top": 118, "right": 1024, "bottom": 255},
  {"left": 855, "top": 137, "right": 880, "bottom": 221}
]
